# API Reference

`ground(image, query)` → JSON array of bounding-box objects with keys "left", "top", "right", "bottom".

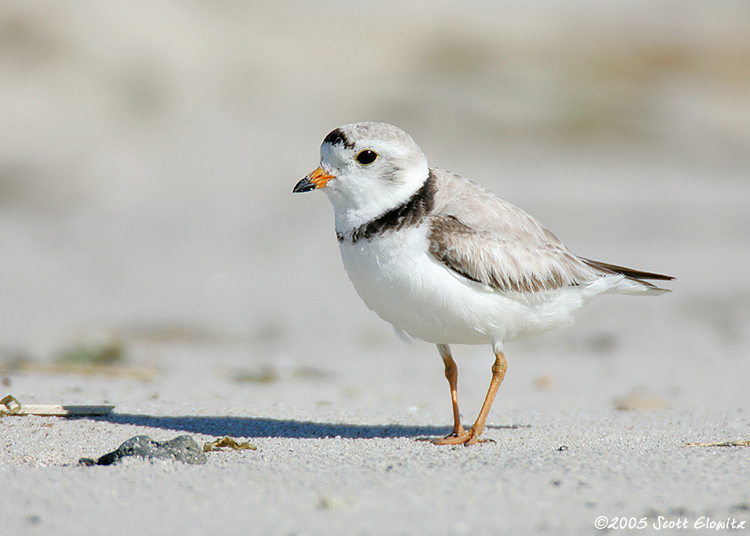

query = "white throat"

[{"left": 325, "top": 162, "right": 429, "bottom": 235}]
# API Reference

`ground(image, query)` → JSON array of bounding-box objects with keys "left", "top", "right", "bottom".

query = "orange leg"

[
  {"left": 432, "top": 344, "right": 469, "bottom": 445},
  {"left": 464, "top": 350, "right": 507, "bottom": 445},
  {"left": 431, "top": 346, "right": 508, "bottom": 446}
]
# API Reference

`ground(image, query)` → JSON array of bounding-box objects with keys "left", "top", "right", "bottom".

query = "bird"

[{"left": 293, "top": 121, "right": 673, "bottom": 446}]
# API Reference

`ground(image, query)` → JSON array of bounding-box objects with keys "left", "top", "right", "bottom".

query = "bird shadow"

[{"left": 86, "top": 413, "right": 454, "bottom": 440}]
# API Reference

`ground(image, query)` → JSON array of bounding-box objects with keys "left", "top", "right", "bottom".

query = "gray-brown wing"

[
  {"left": 426, "top": 169, "right": 602, "bottom": 293},
  {"left": 428, "top": 215, "right": 602, "bottom": 293}
]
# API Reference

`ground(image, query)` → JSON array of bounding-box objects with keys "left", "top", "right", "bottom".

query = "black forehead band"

[{"left": 323, "top": 128, "right": 355, "bottom": 149}]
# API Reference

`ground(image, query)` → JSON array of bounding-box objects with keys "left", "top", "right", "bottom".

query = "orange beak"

[{"left": 292, "top": 167, "right": 336, "bottom": 193}]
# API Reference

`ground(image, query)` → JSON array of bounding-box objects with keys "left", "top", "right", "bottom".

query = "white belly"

[{"left": 339, "top": 226, "right": 590, "bottom": 345}]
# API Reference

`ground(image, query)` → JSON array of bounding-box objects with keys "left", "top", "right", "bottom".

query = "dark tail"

[
  {"left": 582, "top": 258, "right": 674, "bottom": 294},
  {"left": 582, "top": 259, "right": 675, "bottom": 281}
]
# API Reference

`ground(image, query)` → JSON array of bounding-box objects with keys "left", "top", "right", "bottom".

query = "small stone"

[
  {"left": 318, "top": 496, "right": 339, "bottom": 510},
  {"left": 81, "top": 435, "right": 207, "bottom": 465},
  {"left": 533, "top": 374, "right": 557, "bottom": 390},
  {"left": 613, "top": 393, "right": 670, "bottom": 411}
]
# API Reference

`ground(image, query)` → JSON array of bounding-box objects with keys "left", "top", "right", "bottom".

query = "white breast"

[{"left": 338, "top": 225, "right": 595, "bottom": 346}]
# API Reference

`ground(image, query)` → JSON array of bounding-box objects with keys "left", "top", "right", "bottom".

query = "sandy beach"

[{"left": 1, "top": 1, "right": 749, "bottom": 534}]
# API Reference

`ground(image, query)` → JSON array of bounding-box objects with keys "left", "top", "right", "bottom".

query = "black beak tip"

[{"left": 293, "top": 177, "right": 315, "bottom": 193}]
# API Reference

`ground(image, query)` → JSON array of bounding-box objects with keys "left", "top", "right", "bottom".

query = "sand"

[{"left": 1, "top": 1, "right": 749, "bottom": 534}]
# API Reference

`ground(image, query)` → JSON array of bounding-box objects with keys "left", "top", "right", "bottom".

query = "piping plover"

[{"left": 293, "top": 122, "right": 673, "bottom": 446}]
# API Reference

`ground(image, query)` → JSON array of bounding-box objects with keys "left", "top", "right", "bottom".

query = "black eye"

[{"left": 355, "top": 149, "right": 378, "bottom": 165}]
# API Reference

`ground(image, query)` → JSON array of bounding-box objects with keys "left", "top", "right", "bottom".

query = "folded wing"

[{"left": 426, "top": 169, "right": 673, "bottom": 294}]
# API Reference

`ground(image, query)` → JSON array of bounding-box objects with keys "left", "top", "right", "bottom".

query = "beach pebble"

[{"left": 79, "top": 435, "right": 207, "bottom": 466}]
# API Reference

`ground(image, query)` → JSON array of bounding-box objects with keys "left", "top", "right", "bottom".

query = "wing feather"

[{"left": 426, "top": 169, "right": 604, "bottom": 293}]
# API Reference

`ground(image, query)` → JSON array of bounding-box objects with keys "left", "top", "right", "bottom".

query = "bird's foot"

[
  {"left": 425, "top": 428, "right": 494, "bottom": 446},
  {"left": 430, "top": 430, "right": 471, "bottom": 445}
]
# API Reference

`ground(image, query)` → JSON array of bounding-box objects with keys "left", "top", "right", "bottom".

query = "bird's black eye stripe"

[{"left": 355, "top": 149, "right": 378, "bottom": 165}]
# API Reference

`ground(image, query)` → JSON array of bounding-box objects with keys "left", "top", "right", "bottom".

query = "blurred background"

[{"left": 1, "top": 0, "right": 748, "bottom": 414}]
